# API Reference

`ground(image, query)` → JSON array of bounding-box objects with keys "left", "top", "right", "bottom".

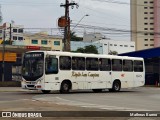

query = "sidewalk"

[{"left": 0, "top": 87, "right": 28, "bottom": 92}]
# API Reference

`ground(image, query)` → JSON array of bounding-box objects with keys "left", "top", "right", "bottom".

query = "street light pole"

[{"left": 72, "top": 14, "right": 89, "bottom": 31}]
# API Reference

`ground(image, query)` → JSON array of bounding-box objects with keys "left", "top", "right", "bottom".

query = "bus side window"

[
  {"left": 72, "top": 57, "right": 85, "bottom": 70},
  {"left": 86, "top": 58, "right": 98, "bottom": 71},
  {"left": 134, "top": 60, "right": 143, "bottom": 72},
  {"left": 123, "top": 60, "right": 133, "bottom": 72},
  {"left": 99, "top": 58, "right": 111, "bottom": 71},
  {"left": 45, "top": 56, "right": 58, "bottom": 74},
  {"left": 112, "top": 59, "right": 122, "bottom": 71},
  {"left": 60, "top": 56, "right": 71, "bottom": 70}
]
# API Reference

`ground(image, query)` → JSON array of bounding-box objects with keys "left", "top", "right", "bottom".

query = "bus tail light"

[{"left": 36, "top": 85, "right": 41, "bottom": 88}]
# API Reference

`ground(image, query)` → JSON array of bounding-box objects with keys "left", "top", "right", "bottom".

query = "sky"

[{"left": 1, "top": 0, "right": 130, "bottom": 40}]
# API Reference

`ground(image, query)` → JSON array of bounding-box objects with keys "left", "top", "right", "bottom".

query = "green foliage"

[
  {"left": 70, "top": 31, "right": 83, "bottom": 41},
  {"left": 108, "top": 50, "right": 118, "bottom": 55},
  {"left": 76, "top": 47, "right": 85, "bottom": 53},
  {"left": 1, "top": 40, "right": 12, "bottom": 45},
  {"left": 75, "top": 45, "right": 98, "bottom": 54}
]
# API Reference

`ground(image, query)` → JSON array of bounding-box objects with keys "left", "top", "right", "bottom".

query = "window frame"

[
  {"left": 59, "top": 56, "right": 71, "bottom": 70},
  {"left": 41, "top": 40, "right": 48, "bottom": 45},
  {"left": 99, "top": 58, "right": 111, "bottom": 71},
  {"left": 134, "top": 60, "right": 143, "bottom": 72},
  {"left": 123, "top": 60, "right": 133, "bottom": 72},
  {"left": 32, "top": 40, "right": 38, "bottom": 44},
  {"left": 112, "top": 59, "right": 122, "bottom": 71},
  {"left": 45, "top": 55, "right": 58, "bottom": 74},
  {"left": 72, "top": 57, "right": 85, "bottom": 70},
  {"left": 54, "top": 41, "right": 60, "bottom": 46},
  {"left": 86, "top": 57, "right": 99, "bottom": 71}
]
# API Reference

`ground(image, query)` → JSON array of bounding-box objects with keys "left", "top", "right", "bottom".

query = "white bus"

[{"left": 21, "top": 51, "right": 145, "bottom": 94}]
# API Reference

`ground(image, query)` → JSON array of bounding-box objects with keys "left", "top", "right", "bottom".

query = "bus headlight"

[
  {"left": 21, "top": 80, "right": 26, "bottom": 84},
  {"left": 36, "top": 77, "right": 43, "bottom": 85},
  {"left": 36, "top": 80, "right": 41, "bottom": 85}
]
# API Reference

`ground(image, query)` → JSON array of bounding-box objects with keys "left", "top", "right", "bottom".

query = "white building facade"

[
  {"left": 0, "top": 22, "right": 24, "bottom": 44},
  {"left": 71, "top": 40, "right": 135, "bottom": 55},
  {"left": 94, "top": 40, "right": 135, "bottom": 54},
  {"left": 76, "top": 33, "right": 135, "bottom": 54},
  {"left": 83, "top": 33, "right": 106, "bottom": 42}
]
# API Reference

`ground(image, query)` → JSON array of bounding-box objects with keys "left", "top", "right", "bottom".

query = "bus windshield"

[{"left": 22, "top": 52, "right": 44, "bottom": 81}]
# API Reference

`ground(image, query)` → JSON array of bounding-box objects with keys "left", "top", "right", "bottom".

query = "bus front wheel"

[
  {"left": 42, "top": 90, "right": 51, "bottom": 94},
  {"left": 60, "top": 81, "right": 71, "bottom": 94}
]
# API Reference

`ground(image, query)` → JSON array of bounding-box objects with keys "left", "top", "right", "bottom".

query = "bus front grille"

[{"left": 27, "top": 85, "right": 35, "bottom": 88}]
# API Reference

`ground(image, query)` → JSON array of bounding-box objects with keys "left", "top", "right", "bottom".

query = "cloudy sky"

[{"left": 1, "top": 0, "right": 130, "bottom": 40}]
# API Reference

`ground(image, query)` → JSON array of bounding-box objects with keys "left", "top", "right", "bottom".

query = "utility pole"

[
  {"left": 9, "top": 23, "right": 12, "bottom": 45},
  {"left": 60, "top": 0, "right": 78, "bottom": 52},
  {"left": 2, "top": 27, "right": 5, "bottom": 82}
]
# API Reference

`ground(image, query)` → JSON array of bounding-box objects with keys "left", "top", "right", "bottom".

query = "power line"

[{"left": 92, "top": 0, "right": 158, "bottom": 8}]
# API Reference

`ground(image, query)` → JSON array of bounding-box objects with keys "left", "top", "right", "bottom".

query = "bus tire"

[
  {"left": 112, "top": 81, "right": 121, "bottom": 92},
  {"left": 60, "top": 81, "right": 71, "bottom": 94},
  {"left": 42, "top": 90, "right": 51, "bottom": 94},
  {"left": 92, "top": 89, "right": 102, "bottom": 93}
]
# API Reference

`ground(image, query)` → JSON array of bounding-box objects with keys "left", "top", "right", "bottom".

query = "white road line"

[
  {"left": 0, "top": 99, "right": 29, "bottom": 103},
  {"left": 42, "top": 97, "right": 151, "bottom": 111}
]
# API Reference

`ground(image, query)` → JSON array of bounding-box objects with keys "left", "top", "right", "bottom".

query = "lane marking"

[{"left": 34, "top": 96, "right": 151, "bottom": 111}]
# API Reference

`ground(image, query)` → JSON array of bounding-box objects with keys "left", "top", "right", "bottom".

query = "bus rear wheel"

[
  {"left": 109, "top": 81, "right": 121, "bottom": 92},
  {"left": 92, "top": 89, "right": 102, "bottom": 93},
  {"left": 60, "top": 81, "right": 71, "bottom": 94},
  {"left": 42, "top": 90, "right": 51, "bottom": 94},
  {"left": 113, "top": 81, "right": 121, "bottom": 92}
]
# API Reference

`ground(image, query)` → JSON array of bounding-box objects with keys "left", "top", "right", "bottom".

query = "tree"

[
  {"left": 75, "top": 45, "right": 98, "bottom": 54},
  {"left": 76, "top": 47, "right": 85, "bottom": 53},
  {"left": 108, "top": 50, "right": 118, "bottom": 55},
  {"left": 70, "top": 31, "right": 83, "bottom": 41},
  {"left": 84, "top": 45, "right": 98, "bottom": 54},
  {"left": 1, "top": 40, "right": 12, "bottom": 45}
]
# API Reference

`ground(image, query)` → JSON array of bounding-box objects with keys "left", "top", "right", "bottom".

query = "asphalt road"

[
  {"left": 0, "top": 87, "right": 160, "bottom": 120},
  {"left": 1, "top": 87, "right": 160, "bottom": 111},
  {"left": 33, "top": 87, "right": 160, "bottom": 111}
]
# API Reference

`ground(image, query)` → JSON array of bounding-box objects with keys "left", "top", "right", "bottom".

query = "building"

[
  {"left": 0, "top": 22, "right": 24, "bottom": 81},
  {"left": 13, "top": 32, "right": 63, "bottom": 51},
  {"left": 131, "top": 0, "right": 160, "bottom": 50},
  {"left": 0, "top": 22, "right": 24, "bottom": 44},
  {"left": 79, "top": 33, "right": 135, "bottom": 54},
  {"left": 71, "top": 40, "right": 135, "bottom": 55},
  {"left": 83, "top": 33, "right": 106, "bottom": 42},
  {"left": 0, "top": 23, "right": 63, "bottom": 81},
  {"left": 94, "top": 40, "right": 135, "bottom": 55},
  {"left": 120, "top": 47, "right": 160, "bottom": 85}
]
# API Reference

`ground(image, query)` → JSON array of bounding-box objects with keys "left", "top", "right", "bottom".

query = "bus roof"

[{"left": 26, "top": 51, "right": 143, "bottom": 61}]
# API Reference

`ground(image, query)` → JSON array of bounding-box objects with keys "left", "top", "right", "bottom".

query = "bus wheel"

[
  {"left": 60, "top": 81, "right": 71, "bottom": 94},
  {"left": 42, "top": 90, "right": 51, "bottom": 94},
  {"left": 112, "top": 81, "right": 121, "bottom": 92},
  {"left": 92, "top": 89, "right": 102, "bottom": 93}
]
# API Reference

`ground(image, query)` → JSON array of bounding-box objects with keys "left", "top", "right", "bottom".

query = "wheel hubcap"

[
  {"left": 115, "top": 83, "right": 119, "bottom": 90},
  {"left": 63, "top": 84, "right": 69, "bottom": 91}
]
